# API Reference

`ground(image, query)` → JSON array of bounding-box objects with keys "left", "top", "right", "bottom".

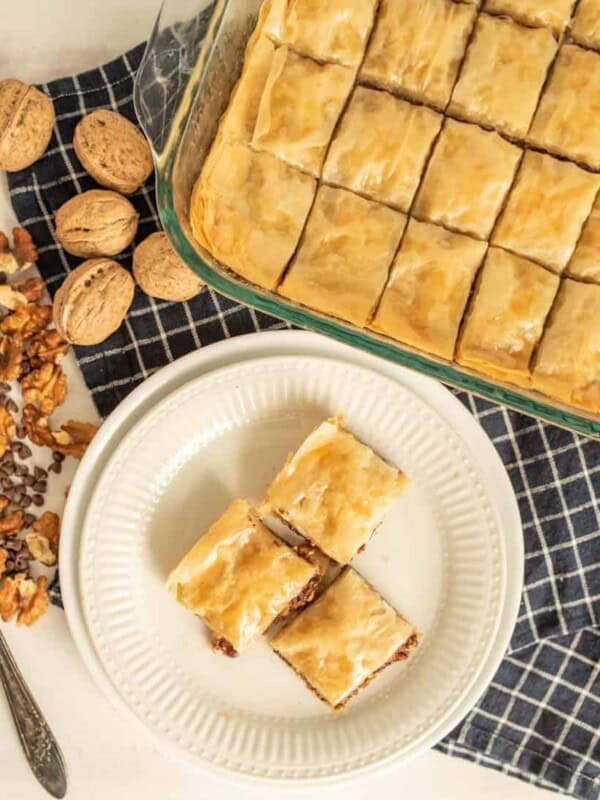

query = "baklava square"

[
  {"left": 190, "top": 140, "right": 316, "bottom": 290},
  {"left": 484, "top": 0, "right": 577, "bottom": 34},
  {"left": 252, "top": 46, "right": 354, "bottom": 176},
  {"left": 218, "top": 34, "right": 276, "bottom": 144},
  {"left": 533, "top": 280, "right": 600, "bottom": 412},
  {"left": 279, "top": 186, "right": 406, "bottom": 327},
  {"left": 567, "top": 198, "right": 600, "bottom": 284},
  {"left": 371, "top": 219, "right": 487, "bottom": 359},
  {"left": 264, "top": 0, "right": 378, "bottom": 68},
  {"left": 492, "top": 151, "right": 600, "bottom": 273},
  {"left": 323, "top": 87, "right": 442, "bottom": 212},
  {"left": 449, "top": 14, "right": 557, "bottom": 138},
  {"left": 571, "top": 0, "right": 600, "bottom": 49},
  {"left": 360, "top": 0, "right": 476, "bottom": 110},
  {"left": 456, "top": 247, "right": 559, "bottom": 386},
  {"left": 529, "top": 45, "right": 600, "bottom": 171},
  {"left": 413, "top": 118, "right": 522, "bottom": 239},
  {"left": 167, "top": 499, "right": 322, "bottom": 656},
  {"left": 271, "top": 568, "right": 419, "bottom": 709},
  {"left": 266, "top": 416, "right": 408, "bottom": 564}
]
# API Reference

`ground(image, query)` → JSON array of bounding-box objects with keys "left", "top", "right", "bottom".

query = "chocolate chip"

[
  {"left": 0, "top": 382, "right": 10, "bottom": 392},
  {"left": 0, "top": 273, "right": 7, "bottom": 286},
  {"left": 33, "top": 481, "right": 47, "bottom": 493},
  {"left": 31, "top": 494, "right": 43, "bottom": 506},
  {"left": 4, "top": 398, "right": 18, "bottom": 414},
  {"left": 13, "top": 443, "right": 31, "bottom": 459},
  {"left": 48, "top": 462, "right": 62, "bottom": 474},
  {"left": 1, "top": 478, "right": 13, "bottom": 490},
  {"left": 23, "top": 514, "right": 35, "bottom": 528},
  {"left": 18, "top": 496, "right": 32, "bottom": 509},
  {"left": 15, "top": 425, "right": 25, "bottom": 439},
  {"left": 23, "top": 475, "right": 34, "bottom": 486},
  {"left": 33, "top": 467, "right": 47, "bottom": 480},
  {"left": 15, "top": 465, "right": 27, "bottom": 477},
  {"left": 3, "top": 539, "right": 21, "bottom": 552},
  {"left": 52, "top": 452, "right": 65, "bottom": 463}
]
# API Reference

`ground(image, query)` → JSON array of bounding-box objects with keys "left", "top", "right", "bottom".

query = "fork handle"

[{"left": 0, "top": 630, "right": 67, "bottom": 798}]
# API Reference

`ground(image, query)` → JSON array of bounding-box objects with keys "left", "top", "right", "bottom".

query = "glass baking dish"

[{"left": 134, "top": 0, "right": 600, "bottom": 439}]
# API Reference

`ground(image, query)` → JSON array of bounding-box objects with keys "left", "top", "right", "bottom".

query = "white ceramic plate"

[{"left": 78, "top": 352, "right": 508, "bottom": 781}]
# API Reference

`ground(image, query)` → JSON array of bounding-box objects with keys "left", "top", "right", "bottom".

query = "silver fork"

[{"left": 0, "top": 629, "right": 67, "bottom": 798}]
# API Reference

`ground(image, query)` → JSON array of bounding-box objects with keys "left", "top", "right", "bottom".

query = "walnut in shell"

[
  {"left": 0, "top": 79, "right": 55, "bottom": 171},
  {"left": 133, "top": 232, "right": 204, "bottom": 302},
  {"left": 55, "top": 189, "right": 139, "bottom": 257},
  {"left": 73, "top": 110, "right": 153, "bottom": 194},
  {"left": 53, "top": 258, "right": 134, "bottom": 345}
]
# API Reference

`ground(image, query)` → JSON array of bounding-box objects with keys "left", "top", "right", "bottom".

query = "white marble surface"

[{"left": 0, "top": 2, "right": 558, "bottom": 798}]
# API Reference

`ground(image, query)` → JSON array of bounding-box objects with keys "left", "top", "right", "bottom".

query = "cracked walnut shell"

[
  {"left": 0, "top": 79, "right": 55, "bottom": 171},
  {"left": 73, "top": 109, "right": 153, "bottom": 195},
  {"left": 53, "top": 258, "right": 134, "bottom": 345},
  {"left": 55, "top": 189, "right": 139, "bottom": 257},
  {"left": 133, "top": 231, "right": 204, "bottom": 302},
  {"left": 22, "top": 363, "right": 67, "bottom": 415}
]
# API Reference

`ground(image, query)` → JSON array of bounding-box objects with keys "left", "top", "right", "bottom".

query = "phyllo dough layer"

[
  {"left": 323, "top": 87, "right": 442, "bottom": 212},
  {"left": 360, "top": 0, "right": 476, "bottom": 110},
  {"left": 457, "top": 247, "right": 559, "bottom": 386},
  {"left": 264, "top": 0, "right": 378, "bottom": 68},
  {"left": 372, "top": 219, "right": 486, "bottom": 359},
  {"left": 279, "top": 186, "right": 406, "bottom": 326},
  {"left": 266, "top": 415, "right": 407, "bottom": 564},
  {"left": 449, "top": 14, "right": 557, "bottom": 137},
  {"left": 167, "top": 499, "right": 320, "bottom": 654},
  {"left": 413, "top": 118, "right": 522, "bottom": 239},
  {"left": 271, "top": 568, "right": 418, "bottom": 709},
  {"left": 533, "top": 280, "right": 600, "bottom": 413},
  {"left": 190, "top": 140, "right": 316, "bottom": 290},
  {"left": 492, "top": 151, "right": 600, "bottom": 273},
  {"left": 252, "top": 46, "right": 354, "bottom": 176}
]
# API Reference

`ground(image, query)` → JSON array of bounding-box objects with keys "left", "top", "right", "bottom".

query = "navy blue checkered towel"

[{"left": 5, "top": 29, "right": 600, "bottom": 800}]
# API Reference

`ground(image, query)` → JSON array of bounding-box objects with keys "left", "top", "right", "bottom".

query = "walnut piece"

[
  {"left": 15, "top": 277, "right": 45, "bottom": 303},
  {"left": 0, "top": 573, "right": 49, "bottom": 625},
  {"left": 0, "top": 406, "right": 16, "bottom": 458},
  {"left": 0, "top": 333, "right": 23, "bottom": 381},
  {"left": 52, "top": 420, "right": 97, "bottom": 459},
  {"left": 0, "top": 228, "right": 38, "bottom": 273},
  {"left": 28, "top": 511, "right": 60, "bottom": 565},
  {"left": 12, "top": 228, "right": 38, "bottom": 269},
  {"left": 23, "top": 404, "right": 97, "bottom": 458},
  {"left": 0, "top": 510, "right": 24, "bottom": 537},
  {"left": 0, "top": 547, "right": 6, "bottom": 576},
  {"left": 27, "top": 329, "right": 68, "bottom": 366},
  {"left": 0, "top": 303, "right": 52, "bottom": 338},
  {"left": 16, "top": 575, "right": 48, "bottom": 626},
  {"left": 23, "top": 404, "right": 53, "bottom": 448},
  {"left": 26, "top": 533, "right": 55, "bottom": 566},
  {"left": 22, "top": 363, "right": 67, "bottom": 415},
  {"left": 0, "top": 284, "right": 27, "bottom": 310},
  {"left": 0, "top": 574, "right": 20, "bottom": 621}
]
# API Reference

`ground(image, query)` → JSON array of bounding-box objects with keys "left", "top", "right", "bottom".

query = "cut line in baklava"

[
  {"left": 265, "top": 415, "right": 408, "bottom": 564},
  {"left": 271, "top": 567, "right": 419, "bottom": 710},
  {"left": 166, "top": 499, "right": 323, "bottom": 656}
]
